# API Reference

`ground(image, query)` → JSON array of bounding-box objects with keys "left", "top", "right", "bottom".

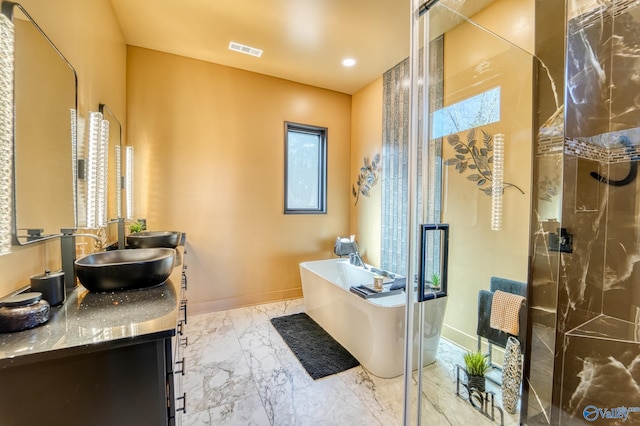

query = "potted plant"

[
  {"left": 129, "top": 222, "right": 144, "bottom": 233},
  {"left": 429, "top": 273, "right": 440, "bottom": 290},
  {"left": 463, "top": 350, "right": 490, "bottom": 393}
]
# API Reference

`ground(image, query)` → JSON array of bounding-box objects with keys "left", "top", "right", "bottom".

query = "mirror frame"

[{"left": 2, "top": 1, "right": 79, "bottom": 245}]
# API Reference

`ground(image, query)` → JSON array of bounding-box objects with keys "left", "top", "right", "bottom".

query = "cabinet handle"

[
  {"left": 176, "top": 393, "right": 187, "bottom": 413},
  {"left": 181, "top": 273, "right": 188, "bottom": 291},
  {"left": 180, "top": 300, "right": 188, "bottom": 324},
  {"left": 180, "top": 336, "right": 188, "bottom": 348},
  {"left": 175, "top": 357, "right": 186, "bottom": 375},
  {"left": 177, "top": 321, "right": 184, "bottom": 336}
]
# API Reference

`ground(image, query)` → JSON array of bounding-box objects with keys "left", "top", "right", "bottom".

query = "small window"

[{"left": 284, "top": 122, "right": 327, "bottom": 214}]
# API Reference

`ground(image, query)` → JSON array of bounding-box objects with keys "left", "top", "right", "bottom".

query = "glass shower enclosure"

[{"left": 403, "top": 1, "right": 535, "bottom": 424}]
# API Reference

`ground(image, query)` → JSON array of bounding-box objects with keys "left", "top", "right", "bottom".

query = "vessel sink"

[
  {"left": 75, "top": 248, "right": 176, "bottom": 292},
  {"left": 127, "top": 231, "right": 182, "bottom": 249}
]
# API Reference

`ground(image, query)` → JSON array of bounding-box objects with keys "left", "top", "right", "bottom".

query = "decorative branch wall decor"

[
  {"left": 444, "top": 128, "right": 524, "bottom": 196},
  {"left": 352, "top": 153, "right": 381, "bottom": 205}
]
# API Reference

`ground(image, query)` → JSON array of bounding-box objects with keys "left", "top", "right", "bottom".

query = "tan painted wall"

[
  {"left": 347, "top": 0, "right": 534, "bottom": 357},
  {"left": 0, "top": 0, "right": 126, "bottom": 297},
  {"left": 440, "top": 0, "right": 534, "bottom": 352},
  {"left": 126, "top": 46, "right": 351, "bottom": 312},
  {"left": 350, "top": 77, "right": 383, "bottom": 266}
]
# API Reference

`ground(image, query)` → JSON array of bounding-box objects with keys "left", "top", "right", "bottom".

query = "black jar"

[{"left": 0, "top": 292, "right": 50, "bottom": 333}]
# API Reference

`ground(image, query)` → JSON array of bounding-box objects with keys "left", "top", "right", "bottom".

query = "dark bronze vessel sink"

[
  {"left": 75, "top": 248, "right": 176, "bottom": 292},
  {"left": 127, "top": 231, "right": 182, "bottom": 249}
]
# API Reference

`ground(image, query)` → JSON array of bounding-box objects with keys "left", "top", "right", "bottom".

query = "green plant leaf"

[
  {"left": 468, "top": 164, "right": 477, "bottom": 169},
  {"left": 480, "top": 148, "right": 488, "bottom": 157},
  {"left": 463, "top": 351, "right": 489, "bottom": 376},
  {"left": 481, "top": 170, "right": 492, "bottom": 177},
  {"left": 472, "top": 146, "right": 479, "bottom": 157},
  {"left": 456, "top": 147, "right": 470, "bottom": 154},
  {"left": 129, "top": 222, "right": 144, "bottom": 233},
  {"left": 469, "top": 139, "right": 476, "bottom": 148},
  {"left": 477, "top": 179, "right": 487, "bottom": 186},
  {"left": 459, "top": 162, "right": 467, "bottom": 173},
  {"left": 482, "top": 187, "right": 492, "bottom": 195},
  {"left": 467, "top": 174, "right": 482, "bottom": 182},
  {"left": 455, "top": 154, "right": 466, "bottom": 160}
]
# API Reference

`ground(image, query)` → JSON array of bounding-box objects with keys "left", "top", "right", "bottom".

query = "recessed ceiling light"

[
  {"left": 229, "top": 41, "right": 263, "bottom": 58},
  {"left": 342, "top": 58, "right": 356, "bottom": 67}
]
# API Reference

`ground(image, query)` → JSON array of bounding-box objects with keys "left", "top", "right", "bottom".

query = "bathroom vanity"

[{"left": 0, "top": 245, "right": 188, "bottom": 426}]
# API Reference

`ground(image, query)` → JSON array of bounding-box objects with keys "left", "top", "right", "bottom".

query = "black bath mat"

[{"left": 270, "top": 313, "right": 359, "bottom": 380}]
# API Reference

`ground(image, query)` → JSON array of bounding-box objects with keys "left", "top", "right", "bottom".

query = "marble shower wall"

[
  {"left": 564, "top": 1, "right": 640, "bottom": 326},
  {"left": 527, "top": 1, "right": 640, "bottom": 424},
  {"left": 524, "top": 0, "right": 566, "bottom": 422}
]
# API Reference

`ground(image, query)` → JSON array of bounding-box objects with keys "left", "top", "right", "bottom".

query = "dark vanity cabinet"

[
  {"left": 0, "top": 245, "right": 188, "bottom": 426},
  {"left": 168, "top": 248, "right": 189, "bottom": 424}
]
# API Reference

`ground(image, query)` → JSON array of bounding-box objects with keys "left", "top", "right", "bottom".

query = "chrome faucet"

[{"left": 349, "top": 252, "right": 368, "bottom": 270}]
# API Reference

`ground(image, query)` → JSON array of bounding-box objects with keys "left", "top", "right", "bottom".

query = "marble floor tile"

[
  {"left": 187, "top": 309, "right": 233, "bottom": 332},
  {"left": 185, "top": 299, "right": 524, "bottom": 426},
  {"left": 338, "top": 366, "right": 405, "bottom": 425},
  {"left": 264, "top": 374, "right": 382, "bottom": 426},
  {"left": 182, "top": 394, "right": 270, "bottom": 426},
  {"left": 183, "top": 325, "right": 258, "bottom": 413},
  {"left": 227, "top": 298, "right": 305, "bottom": 336}
]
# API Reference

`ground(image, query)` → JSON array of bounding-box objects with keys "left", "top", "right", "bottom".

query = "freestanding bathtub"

[{"left": 299, "top": 258, "right": 447, "bottom": 378}]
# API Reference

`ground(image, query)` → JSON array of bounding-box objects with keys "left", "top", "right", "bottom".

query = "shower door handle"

[{"left": 417, "top": 223, "right": 449, "bottom": 302}]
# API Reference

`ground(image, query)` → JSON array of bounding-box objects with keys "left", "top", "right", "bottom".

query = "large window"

[
  {"left": 284, "top": 122, "right": 327, "bottom": 214},
  {"left": 431, "top": 86, "right": 501, "bottom": 139}
]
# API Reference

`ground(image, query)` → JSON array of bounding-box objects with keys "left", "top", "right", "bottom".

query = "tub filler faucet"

[{"left": 349, "top": 252, "right": 368, "bottom": 270}]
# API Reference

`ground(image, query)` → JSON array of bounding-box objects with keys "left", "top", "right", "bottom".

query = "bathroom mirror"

[
  {"left": 2, "top": 2, "right": 78, "bottom": 244},
  {"left": 100, "top": 103, "right": 123, "bottom": 221}
]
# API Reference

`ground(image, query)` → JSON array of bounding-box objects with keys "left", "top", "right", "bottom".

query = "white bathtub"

[{"left": 299, "top": 258, "right": 447, "bottom": 378}]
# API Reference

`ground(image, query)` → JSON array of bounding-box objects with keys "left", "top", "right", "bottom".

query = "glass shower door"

[{"left": 404, "top": 1, "right": 535, "bottom": 424}]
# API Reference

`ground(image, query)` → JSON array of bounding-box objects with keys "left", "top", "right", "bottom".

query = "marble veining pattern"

[{"left": 183, "top": 299, "right": 521, "bottom": 425}]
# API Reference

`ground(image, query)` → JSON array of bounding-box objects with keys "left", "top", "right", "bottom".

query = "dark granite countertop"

[{"left": 0, "top": 247, "right": 185, "bottom": 368}]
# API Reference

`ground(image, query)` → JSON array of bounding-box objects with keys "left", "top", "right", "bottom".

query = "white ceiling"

[{"left": 108, "top": 0, "right": 411, "bottom": 95}]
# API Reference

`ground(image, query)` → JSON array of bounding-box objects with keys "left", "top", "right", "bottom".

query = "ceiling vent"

[{"left": 228, "top": 41, "right": 263, "bottom": 58}]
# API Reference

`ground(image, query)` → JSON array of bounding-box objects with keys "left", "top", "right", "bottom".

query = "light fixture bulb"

[
  {"left": 491, "top": 133, "right": 505, "bottom": 231},
  {"left": 342, "top": 58, "right": 356, "bottom": 67},
  {"left": 0, "top": 14, "right": 13, "bottom": 255},
  {"left": 125, "top": 146, "right": 134, "bottom": 220}
]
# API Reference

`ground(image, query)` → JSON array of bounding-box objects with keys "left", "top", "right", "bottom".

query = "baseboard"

[
  {"left": 189, "top": 287, "right": 303, "bottom": 314},
  {"left": 441, "top": 323, "right": 506, "bottom": 365}
]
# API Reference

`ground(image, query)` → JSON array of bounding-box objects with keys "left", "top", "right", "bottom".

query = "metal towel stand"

[{"left": 476, "top": 277, "right": 527, "bottom": 374}]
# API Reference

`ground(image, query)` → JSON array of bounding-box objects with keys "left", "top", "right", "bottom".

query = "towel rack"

[{"left": 476, "top": 277, "right": 527, "bottom": 368}]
